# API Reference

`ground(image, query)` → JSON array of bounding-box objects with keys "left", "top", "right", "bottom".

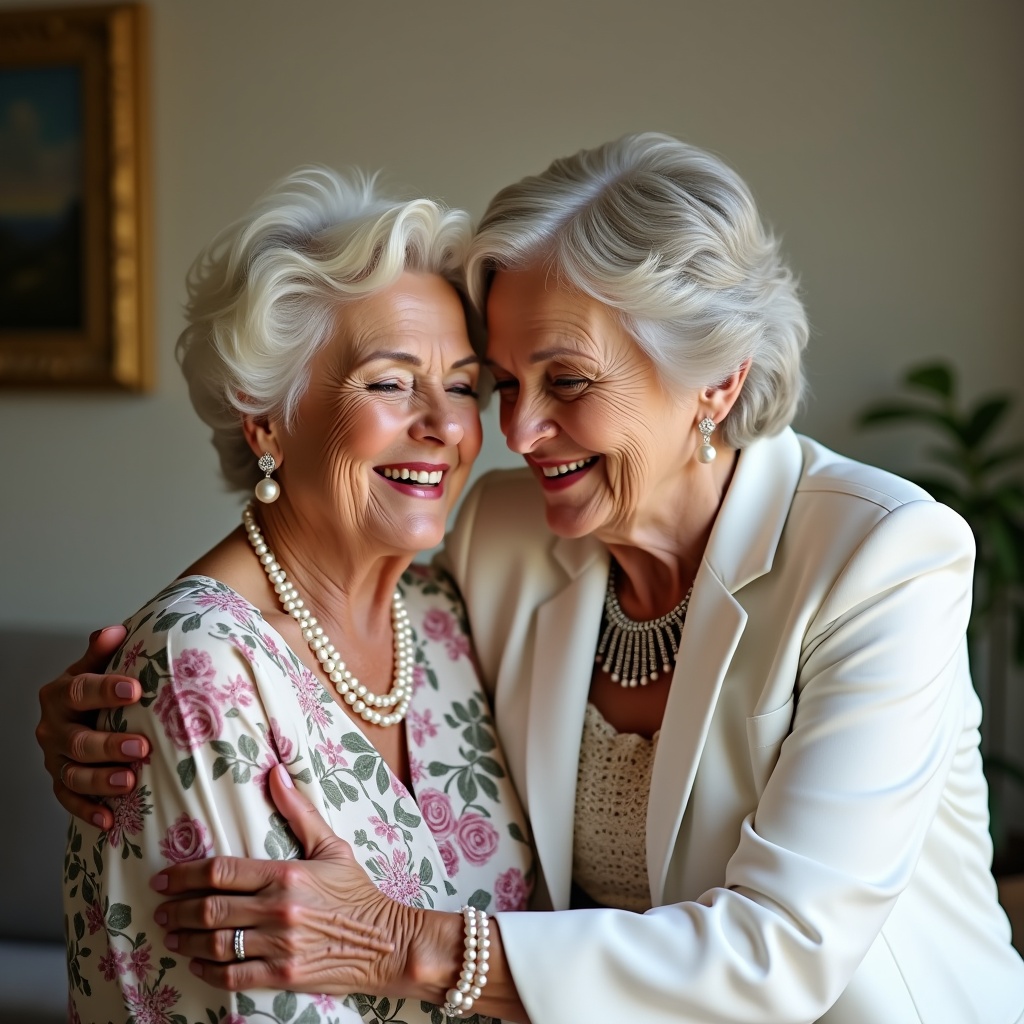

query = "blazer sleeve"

[{"left": 494, "top": 499, "right": 977, "bottom": 1024}]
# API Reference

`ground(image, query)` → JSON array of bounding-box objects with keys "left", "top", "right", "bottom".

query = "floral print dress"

[{"left": 64, "top": 566, "right": 533, "bottom": 1024}]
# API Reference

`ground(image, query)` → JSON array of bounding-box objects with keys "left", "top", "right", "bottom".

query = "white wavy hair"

[
  {"left": 177, "top": 167, "right": 476, "bottom": 491},
  {"left": 465, "top": 132, "right": 809, "bottom": 446}
]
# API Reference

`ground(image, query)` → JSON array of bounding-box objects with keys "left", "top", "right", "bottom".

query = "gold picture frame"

[{"left": 0, "top": 4, "right": 152, "bottom": 390}]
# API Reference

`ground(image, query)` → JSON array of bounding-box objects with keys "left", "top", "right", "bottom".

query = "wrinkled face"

[
  {"left": 277, "top": 272, "right": 482, "bottom": 555},
  {"left": 485, "top": 266, "right": 700, "bottom": 539}
]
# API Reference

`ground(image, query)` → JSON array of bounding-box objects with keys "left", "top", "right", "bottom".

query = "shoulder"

[
  {"left": 109, "top": 575, "right": 272, "bottom": 681},
  {"left": 790, "top": 434, "right": 974, "bottom": 551},
  {"left": 780, "top": 436, "right": 975, "bottom": 623},
  {"left": 795, "top": 434, "right": 935, "bottom": 511}
]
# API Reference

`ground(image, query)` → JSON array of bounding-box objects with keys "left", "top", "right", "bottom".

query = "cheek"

[{"left": 318, "top": 396, "right": 397, "bottom": 461}]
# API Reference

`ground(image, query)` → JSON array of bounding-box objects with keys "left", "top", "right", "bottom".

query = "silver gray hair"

[
  {"left": 465, "top": 132, "right": 808, "bottom": 446},
  {"left": 177, "top": 167, "right": 476, "bottom": 491}
]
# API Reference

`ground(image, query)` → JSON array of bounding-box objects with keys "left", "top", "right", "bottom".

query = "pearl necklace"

[
  {"left": 595, "top": 562, "right": 693, "bottom": 688},
  {"left": 243, "top": 503, "right": 414, "bottom": 727}
]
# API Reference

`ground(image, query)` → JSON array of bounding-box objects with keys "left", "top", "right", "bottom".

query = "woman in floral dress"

[{"left": 61, "top": 168, "right": 532, "bottom": 1024}]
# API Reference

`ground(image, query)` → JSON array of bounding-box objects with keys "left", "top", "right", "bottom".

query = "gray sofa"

[{"left": 1, "top": 629, "right": 87, "bottom": 1024}]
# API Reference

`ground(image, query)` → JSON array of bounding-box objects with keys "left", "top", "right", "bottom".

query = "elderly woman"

[
  {"left": 53, "top": 168, "right": 533, "bottom": 1024},
  {"left": 41, "top": 134, "right": 1024, "bottom": 1023}
]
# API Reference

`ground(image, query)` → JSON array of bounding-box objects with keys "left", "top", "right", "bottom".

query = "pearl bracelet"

[{"left": 442, "top": 905, "right": 490, "bottom": 1018}]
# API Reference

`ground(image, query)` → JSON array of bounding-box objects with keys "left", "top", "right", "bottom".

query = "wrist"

[{"left": 401, "top": 907, "right": 464, "bottom": 1004}]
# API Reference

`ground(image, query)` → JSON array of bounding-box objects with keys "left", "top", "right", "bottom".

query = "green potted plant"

[{"left": 857, "top": 361, "right": 1024, "bottom": 871}]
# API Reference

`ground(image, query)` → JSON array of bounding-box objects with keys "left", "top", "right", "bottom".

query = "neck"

[
  {"left": 599, "top": 447, "right": 738, "bottom": 618},
  {"left": 250, "top": 499, "right": 413, "bottom": 637}
]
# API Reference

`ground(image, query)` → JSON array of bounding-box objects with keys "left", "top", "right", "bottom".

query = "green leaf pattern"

[{"left": 65, "top": 570, "right": 531, "bottom": 1024}]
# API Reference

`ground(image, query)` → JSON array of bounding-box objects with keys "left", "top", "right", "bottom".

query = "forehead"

[
  {"left": 485, "top": 266, "right": 628, "bottom": 361},
  {"left": 337, "top": 272, "right": 473, "bottom": 362}
]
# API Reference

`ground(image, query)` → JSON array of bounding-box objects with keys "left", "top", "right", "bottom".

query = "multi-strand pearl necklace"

[
  {"left": 595, "top": 562, "right": 693, "bottom": 688},
  {"left": 243, "top": 503, "right": 414, "bottom": 727}
]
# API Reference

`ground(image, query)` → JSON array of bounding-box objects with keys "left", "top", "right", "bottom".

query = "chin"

[
  {"left": 544, "top": 504, "right": 602, "bottom": 540},
  {"left": 399, "top": 518, "right": 447, "bottom": 553}
]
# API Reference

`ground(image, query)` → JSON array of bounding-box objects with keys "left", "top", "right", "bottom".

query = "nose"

[
  {"left": 411, "top": 388, "right": 465, "bottom": 446},
  {"left": 501, "top": 393, "right": 557, "bottom": 454}
]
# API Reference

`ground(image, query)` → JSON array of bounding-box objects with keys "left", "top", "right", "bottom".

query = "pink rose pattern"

[
  {"left": 159, "top": 813, "right": 211, "bottom": 864},
  {"left": 418, "top": 788, "right": 456, "bottom": 838},
  {"left": 454, "top": 813, "right": 500, "bottom": 866},
  {"left": 65, "top": 571, "right": 532, "bottom": 1024},
  {"left": 494, "top": 867, "right": 529, "bottom": 911}
]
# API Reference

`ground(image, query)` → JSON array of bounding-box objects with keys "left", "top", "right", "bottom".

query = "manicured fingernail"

[
  {"left": 91, "top": 813, "right": 107, "bottom": 829},
  {"left": 190, "top": 961, "right": 204, "bottom": 978},
  {"left": 275, "top": 763, "right": 294, "bottom": 789},
  {"left": 110, "top": 771, "right": 131, "bottom": 788},
  {"left": 154, "top": 909, "right": 168, "bottom": 926},
  {"left": 165, "top": 933, "right": 178, "bottom": 950},
  {"left": 121, "top": 739, "right": 145, "bottom": 757},
  {"left": 151, "top": 873, "right": 168, "bottom": 892},
  {"left": 115, "top": 681, "right": 135, "bottom": 699}
]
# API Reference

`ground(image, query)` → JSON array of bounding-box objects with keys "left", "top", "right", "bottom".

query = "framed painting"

[{"left": 0, "top": 4, "right": 152, "bottom": 390}]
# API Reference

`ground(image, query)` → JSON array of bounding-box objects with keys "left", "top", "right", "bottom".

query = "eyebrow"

[{"left": 357, "top": 350, "right": 480, "bottom": 369}]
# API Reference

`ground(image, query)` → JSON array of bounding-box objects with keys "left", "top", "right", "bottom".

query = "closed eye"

[
  {"left": 492, "top": 379, "right": 519, "bottom": 401},
  {"left": 553, "top": 377, "right": 589, "bottom": 392}
]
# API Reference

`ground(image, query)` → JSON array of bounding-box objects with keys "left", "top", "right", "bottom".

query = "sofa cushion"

[{"left": 1, "top": 629, "right": 87, "bottom": 944}]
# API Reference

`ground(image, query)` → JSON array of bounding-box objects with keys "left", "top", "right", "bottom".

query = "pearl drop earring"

[
  {"left": 696, "top": 417, "right": 717, "bottom": 464},
  {"left": 255, "top": 452, "right": 281, "bottom": 503}
]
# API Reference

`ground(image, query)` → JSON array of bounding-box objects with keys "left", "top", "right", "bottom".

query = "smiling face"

[
  {"left": 258, "top": 272, "right": 482, "bottom": 558},
  {"left": 485, "top": 266, "right": 708, "bottom": 540}
]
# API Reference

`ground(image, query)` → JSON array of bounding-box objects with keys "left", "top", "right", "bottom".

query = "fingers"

[
  {"left": 68, "top": 625, "right": 128, "bottom": 675},
  {"left": 54, "top": 755, "right": 139, "bottom": 832},
  {"left": 35, "top": 625, "right": 150, "bottom": 825},
  {"left": 60, "top": 721, "right": 149, "bottom": 765},
  {"left": 55, "top": 789, "right": 117, "bottom": 832},
  {"left": 61, "top": 761, "right": 138, "bottom": 797},
  {"left": 269, "top": 763, "right": 346, "bottom": 859},
  {"left": 167, "top": 920, "right": 388, "bottom": 966},
  {"left": 50, "top": 670, "right": 143, "bottom": 716},
  {"left": 152, "top": 854, "right": 281, "bottom": 898}
]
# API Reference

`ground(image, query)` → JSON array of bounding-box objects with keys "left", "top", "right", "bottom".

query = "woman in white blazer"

[{"left": 38, "top": 134, "right": 1024, "bottom": 1023}]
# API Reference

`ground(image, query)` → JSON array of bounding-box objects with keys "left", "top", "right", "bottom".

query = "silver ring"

[
  {"left": 59, "top": 760, "right": 74, "bottom": 790},
  {"left": 233, "top": 927, "right": 246, "bottom": 962}
]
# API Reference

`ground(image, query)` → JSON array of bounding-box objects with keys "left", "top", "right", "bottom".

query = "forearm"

[{"left": 404, "top": 908, "right": 530, "bottom": 1023}]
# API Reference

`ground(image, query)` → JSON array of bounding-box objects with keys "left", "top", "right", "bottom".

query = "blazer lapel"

[
  {"left": 647, "top": 428, "right": 804, "bottom": 904},
  {"left": 524, "top": 537, "right": 608, "bottom": 910}
]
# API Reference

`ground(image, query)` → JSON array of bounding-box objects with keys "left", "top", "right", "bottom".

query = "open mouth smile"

[
  {"left": 532, "top": 455, "right": 599, "bottom": 490},
  {"left": 376, "top": 464, "right": 448, "bottom": 497},
  {"left": 540, "top": 456, "right": 599, "bottom": 478}
]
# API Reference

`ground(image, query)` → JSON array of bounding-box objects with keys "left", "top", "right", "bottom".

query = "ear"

[
  {"left": 241, "top": 412, "right": 285, "bottom": 470},
  {"left": 699, "top": 359, "right": 751, "bottom": 424}
]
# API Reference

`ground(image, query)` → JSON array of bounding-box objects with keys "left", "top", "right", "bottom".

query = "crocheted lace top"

[{"left": 572, "top": 701, "right": 659, "bottom": 912}]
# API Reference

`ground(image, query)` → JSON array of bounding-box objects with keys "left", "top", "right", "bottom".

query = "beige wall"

[{"left": 5, "top": 0, "right": 1022, "bottom": 635}]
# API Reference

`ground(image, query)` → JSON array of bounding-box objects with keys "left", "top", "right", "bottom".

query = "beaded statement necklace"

[
  {"left": 595, "top": 562, "right": 693, "bottom": 688},
  {"left": 242, "top": 503, "right": 414, "bottom": 727}
]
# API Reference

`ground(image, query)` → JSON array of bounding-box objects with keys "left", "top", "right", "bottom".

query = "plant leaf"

[
  {"left": 980, "top": 443, "right": 1024, "bottom": 473},
  {"left": 905, "top": 362, "right": 954, "bottom": 397},
  {"left": 964, "top": 396, "right": 1012, "bottom": 447},
  {"left": 858, "top": 403, "right": 961, "bottom": 438},
  {"left": 985, "top": 514, "right": 1021, "bottom": 584}
]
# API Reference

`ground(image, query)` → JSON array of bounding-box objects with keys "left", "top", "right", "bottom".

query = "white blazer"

[{"left": 440, "top": 428, "right": 1024, "bottom": 1024}]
